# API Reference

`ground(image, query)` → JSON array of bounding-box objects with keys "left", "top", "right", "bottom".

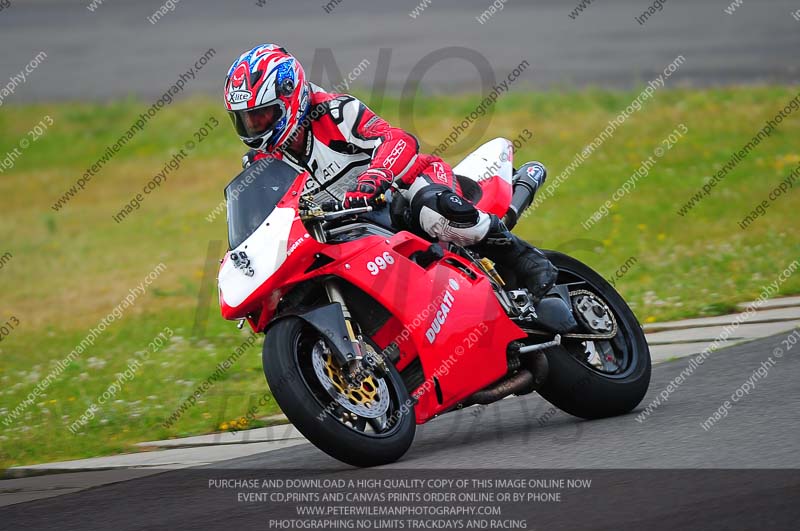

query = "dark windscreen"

[{"left": 225, "top": 158, "right": 300, "bottom": 249}]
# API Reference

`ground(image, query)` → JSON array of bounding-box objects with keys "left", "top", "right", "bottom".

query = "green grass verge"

[{"left": 1, "top": 86, "right": 798, "bottom": 468}]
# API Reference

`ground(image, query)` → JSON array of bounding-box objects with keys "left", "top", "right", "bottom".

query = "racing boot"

[{"left": 471, "top": 214, "right": 557, "bottom": 301}]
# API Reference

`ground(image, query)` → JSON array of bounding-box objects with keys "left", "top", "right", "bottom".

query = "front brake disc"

[{"left": 310, "top": 341, "right": 390, "bottom": 418}]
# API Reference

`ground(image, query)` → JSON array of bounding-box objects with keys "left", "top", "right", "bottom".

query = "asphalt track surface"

[
  {"left": 1, "top": 0, "right": 799, "bottom": 103},
  {"left": 1, "top": 333, "right": 798, "bottom": 530}
]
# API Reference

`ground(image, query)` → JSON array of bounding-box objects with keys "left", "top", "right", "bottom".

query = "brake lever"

[
  {"left": 301, "top": 193, "right": 385, "bottom": 221},
  {"left": 300, "top": 204, "right": 373, "bottom": 221},
  {"left": 320, "top": 205, "right": 373, "bottom": 220}
]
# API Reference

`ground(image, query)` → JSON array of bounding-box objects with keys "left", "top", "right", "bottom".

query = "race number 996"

[{"left": 366, "top": 251, "right": 395, "bottom": 275}]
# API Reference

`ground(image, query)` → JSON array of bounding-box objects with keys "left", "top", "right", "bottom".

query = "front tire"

[
  {"left": 262, "top": 317, "right": 416, "bottom": 467},
  {"left": 535, "top": 251, "right": 651, "bottom": 419}
]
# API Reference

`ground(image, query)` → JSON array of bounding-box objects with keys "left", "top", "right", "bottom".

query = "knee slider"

[
  {"left": 435, "top": 190, "right": 479, "bottom": 228},
  {"left": 410, "top": 184, "right": 481, "bottom": 240},
  {"left": 412, "top": 186, "right": 478, "bottom": 226},
  {"left": 410, "top": 183, "right": 447, "bottom": 222}
]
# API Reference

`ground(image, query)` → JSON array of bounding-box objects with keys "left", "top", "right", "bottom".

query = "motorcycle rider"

[{"left": 224, "top": 44, "right": 557, "bottom": 300}]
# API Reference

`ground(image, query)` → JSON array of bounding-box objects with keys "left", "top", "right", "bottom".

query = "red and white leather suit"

[{"left": 248, "top": 84, "right": 492, "bottom": 245}]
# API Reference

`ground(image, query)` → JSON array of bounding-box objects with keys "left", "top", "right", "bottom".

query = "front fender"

[{"left": 264, "top": 302, "right": 356, "bottom": 367}]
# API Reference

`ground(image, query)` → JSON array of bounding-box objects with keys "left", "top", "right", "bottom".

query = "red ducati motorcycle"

[{"left": 218, "top": 139, "right": 651, "bottom": 467}]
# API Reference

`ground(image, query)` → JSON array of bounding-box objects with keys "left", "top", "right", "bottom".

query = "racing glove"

[
  {"left": 242, "top": 149, "right": 268, "bottom": 169},
  {"left": 343, "top": 168, "right": 394, "bottom": 208}
]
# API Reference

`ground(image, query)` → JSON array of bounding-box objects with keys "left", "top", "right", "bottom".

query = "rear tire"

[
  {"left": 263, "top": 317, "right": 416, "bottom": 467},
  {"left": 535, "top": 251, "right": 651, "bottom": 419}
]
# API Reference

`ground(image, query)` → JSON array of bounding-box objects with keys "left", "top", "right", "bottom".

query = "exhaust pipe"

[
  {"left": 462, "top": 341, "right": 552, "bottom": 406},
  {"left": 503, "top": 162, "right": 547, "bottom": 230},
  {"left": 466, "top": 370, "right": 535, "bottom": 405}
]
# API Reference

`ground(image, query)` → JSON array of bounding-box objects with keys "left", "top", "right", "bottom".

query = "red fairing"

[
  {"left": 218, "top": 172, "right": 526, "bottom": 424},
  {"left": 474, "top": 173, "right": 513, "bottom": 217},
  {"left": 329, "top": 243, "right": 525, "bottom": 422},
  {"left": 218, "top": 173, "right": 326, "bottom": 325}
]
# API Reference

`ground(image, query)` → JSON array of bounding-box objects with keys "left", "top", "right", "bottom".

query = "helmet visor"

[{"left": 228, "top": 102, "right": 285, "bottom": 139}]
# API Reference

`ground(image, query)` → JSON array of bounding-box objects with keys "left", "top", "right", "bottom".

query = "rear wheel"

[
  {"left": 534, "top": 251, "right": 651, "bottom": 419},
  {"left": 262, "top": 317, "right": 416, "bottom": 467}
]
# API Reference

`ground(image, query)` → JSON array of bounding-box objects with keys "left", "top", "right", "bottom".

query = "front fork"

[
  {"left": 324, "top": 280, "right": 362, "bottom": 355},
  {"left": 310, "top": 221, "right": 386, "bottom": 381}
]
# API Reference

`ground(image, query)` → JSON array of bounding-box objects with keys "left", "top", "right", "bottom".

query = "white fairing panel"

[
  {"left": 452, "top": 138, "right": 514, "bottom": 184},
  {"left": 218, "top": 207, "right": 295, "bottom": 308}
]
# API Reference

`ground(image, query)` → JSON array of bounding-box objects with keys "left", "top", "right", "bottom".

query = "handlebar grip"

[{"left": 320, "top": 200, "right": 342, "bottom": 212}]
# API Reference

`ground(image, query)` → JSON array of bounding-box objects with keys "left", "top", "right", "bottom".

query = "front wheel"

[
  {"left": 533, "top": 251, "right": 651, "bottom": 419},
  {"left": 262, "top": 317, "right": 416, "bottom": 467}
]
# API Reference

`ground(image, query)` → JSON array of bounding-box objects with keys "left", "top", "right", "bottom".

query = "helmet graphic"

[{"left": 224, "top": 44, "right": 310, "bottom": 152}]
